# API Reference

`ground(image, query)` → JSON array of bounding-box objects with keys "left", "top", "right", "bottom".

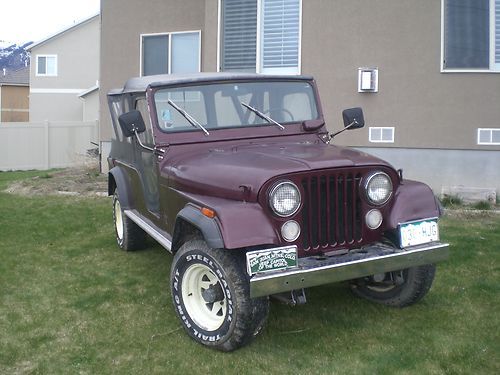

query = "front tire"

[
  {"left": 350, "top": 264, "right": 436, "bottom": 307},
  {"left": 112, "top": 190, "right": 146, "bottom": 251},
  {"left": 170, "top": 240, "right": 269, "bottom": 351}
]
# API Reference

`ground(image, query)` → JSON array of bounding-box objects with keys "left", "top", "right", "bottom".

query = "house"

[
  {"left": 0, "top": 66, "right": 29, "bottom": 122},
  {"left": 28, "top": 13, "right": 100, "bottom": 122},
  {"left": 99, "top": 0, "right": 500, "bottom": 196},
  {"left": 78, "top": 85, "right": 99, "bottom": 122}
]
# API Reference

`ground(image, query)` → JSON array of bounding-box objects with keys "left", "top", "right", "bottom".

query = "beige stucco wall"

[
  {"left": 301, "top": 0, "right": 500, "bottom": 151},
  {"left": 30, "top": 15, "right": 100, "bottom": 122},
  {"left": 100, "top": 0, "right": 210, "bottom": 141},
  {"left": 100, "top": 0, "right": 500, "bottom": 154},
  {"left": 0, "top": 85, "right": 29, "bottom": 122}
]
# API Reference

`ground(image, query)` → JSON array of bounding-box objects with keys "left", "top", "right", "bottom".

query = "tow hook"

[{"left": 271, "top": 289, "right": 307, "bottom": 306}]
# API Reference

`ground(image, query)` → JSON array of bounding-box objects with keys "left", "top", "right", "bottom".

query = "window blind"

[
  {"left": 171, "top": 33, "right": 200, "bottom": 74},
  {"left": 444, "top": 0, "right": 489, "bottom": 69},
  {"left": 222, "top": 0, "right": 257, "bottom": 72},
  {"left": 261, "top": 0, "right": 300, "bottom": 72},
  {"left": 496, "top": 0, "right": 500, "bottom": 64}
]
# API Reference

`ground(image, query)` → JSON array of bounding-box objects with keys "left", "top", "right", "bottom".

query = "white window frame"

[
  {"left": 139, "top": 30, "right": 201, "bottom": 77},
  {"left": 217, "top": 0, "right": 302, "bottom": 75},
  {"left": 36, "top": 54, "right": 58, "bottom": 77},
  {"left": 441, "top": 0, "right": 500, "bottom": 73},
  {"left": 369, "top": 127, "right": 395, "bottom": 143},
  {"left": 477, "top": 128, "right": 500, "bottom": 145}
]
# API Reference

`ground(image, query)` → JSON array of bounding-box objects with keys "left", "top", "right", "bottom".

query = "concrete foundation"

[{"left": 358, "top": 147, "right": 500, "bottom": 197}]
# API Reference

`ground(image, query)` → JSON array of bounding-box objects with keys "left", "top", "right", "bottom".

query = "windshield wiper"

[
  {"left": 240, "top": 102, "right": 285, "bottom": 130},
  {"left": 167, "top": 99, "right": 209, "bottom": 136}
]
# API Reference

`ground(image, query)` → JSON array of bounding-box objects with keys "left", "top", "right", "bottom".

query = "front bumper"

[{"left": 249, "top": 242, "right": 449, "bottom": 298}]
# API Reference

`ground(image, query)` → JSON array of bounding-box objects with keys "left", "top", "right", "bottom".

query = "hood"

[{"left": 164, "top": 139, "right": 394, "bottom": 201}]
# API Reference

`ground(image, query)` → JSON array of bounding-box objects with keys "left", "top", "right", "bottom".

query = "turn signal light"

[{"left": 201, "top": 207, "right": 216, "bottom": 218}]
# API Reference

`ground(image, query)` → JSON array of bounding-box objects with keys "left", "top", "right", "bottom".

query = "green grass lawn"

[{"left": 1, "top": 171, "right": 499, "bottom": 374}]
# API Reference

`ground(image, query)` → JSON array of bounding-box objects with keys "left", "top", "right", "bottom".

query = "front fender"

[
  {"left": 214, "top": 201, "right": 278, "bottom": 249},
  {"left": 387, "top": 180, "right": 441, "bottom": 229},
  {"left": 173, "top": 191, "right": 278, "bottom": 250},
  {"left": 108, "top": 166, "right": 133, "bottom": 209},
  {"left": 175, "top": 204, "right": 225, "bottom": 249}
]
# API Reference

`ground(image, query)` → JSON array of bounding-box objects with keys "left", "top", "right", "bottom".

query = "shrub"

[
  {"left": 440, "top": 194, "right": 463, "bottom": 208},
  {"left": 472, "top": 201, "right": 491, "bottom": 211}
]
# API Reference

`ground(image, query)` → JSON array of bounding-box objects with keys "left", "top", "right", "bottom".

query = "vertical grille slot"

[{"left": 301, "top": 172, "right": 363, "bottom": 251}]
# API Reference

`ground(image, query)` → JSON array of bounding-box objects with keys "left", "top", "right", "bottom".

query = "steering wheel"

[{"left": 263, "top": 108, "right": 295, "bottom": 122}]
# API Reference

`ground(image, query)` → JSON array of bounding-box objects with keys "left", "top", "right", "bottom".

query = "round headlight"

[
  {"left": 365, "top": 172, "right": 393, "bottom": 205},
  {"left": 269, "top": 181, "right": 301, "bottom": 217}
]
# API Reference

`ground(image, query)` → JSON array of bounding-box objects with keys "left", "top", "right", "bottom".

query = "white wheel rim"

[
  {"left": 366, "top": 284, "right": 396, "bottom": 292},
  {"left": 365, "top": 271, "right": 406, "bottom": 292},
  {"left": 181, "top": 263, "right": 227, "bottom": 331},
  {"left": 114, "top": 198, "right": 124, "bottom": 240}
]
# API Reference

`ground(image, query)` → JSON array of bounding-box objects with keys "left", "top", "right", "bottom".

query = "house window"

[
  {"left": 221, "top": 0, "right": 257, "bottom": 72},
  {"left": 36, "top": 55, "right": 57, "bottom": 76},
  {"left": 369, "top": 127, "right": 395, "bottom": 143},
  {"left": 141, "top": 31, "right": 201, "bottom": 76},
  {"left": 477, "top": 128, "right": 500, "bottom": 144},
  {"left": 220, "top": 0, "right": 301, "bottom": 74},
  {"left": 442, "top": 0, "right": 500, "bottom": 71}
]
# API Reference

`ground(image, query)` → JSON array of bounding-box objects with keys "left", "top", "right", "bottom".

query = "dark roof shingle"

[{"left": 0, "top": 66, "right": 30, "bottom": 86}]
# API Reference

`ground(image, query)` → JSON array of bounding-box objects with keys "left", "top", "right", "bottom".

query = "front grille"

[{"left": 301, "top": 172, "right": 363, "bottom": 251}]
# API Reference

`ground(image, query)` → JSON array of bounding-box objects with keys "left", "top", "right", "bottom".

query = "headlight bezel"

[
  {"left": 268, "top": 181, "right": 301, "bottom": 217},
  {"left": 364, "top": 171, "right": 393, "bottom": 206}
]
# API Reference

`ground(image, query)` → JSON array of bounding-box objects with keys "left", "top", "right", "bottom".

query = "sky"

[{"left": 0, "top": 0, "right": 100, "bottom": 45}]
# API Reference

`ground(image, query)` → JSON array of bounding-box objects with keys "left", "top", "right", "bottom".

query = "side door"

[{"left": 134, "top": 97, "right": 160, "bottom": 216}]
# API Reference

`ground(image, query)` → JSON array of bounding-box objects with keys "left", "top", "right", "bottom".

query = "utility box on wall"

[{"left": 358, "top": 68, "right": 378, "bottom": 92}]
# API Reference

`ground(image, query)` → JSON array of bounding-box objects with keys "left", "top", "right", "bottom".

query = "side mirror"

[
  {"left": 342, "top": 107, "right": 364, "bottom": 129},
  {"left": 118, "top": 110, "right": 146, "bottom": 137}
]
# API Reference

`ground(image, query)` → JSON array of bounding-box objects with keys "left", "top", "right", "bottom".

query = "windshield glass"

[{"left": 154, "top": 81, "right": 318, "bottom": 133}]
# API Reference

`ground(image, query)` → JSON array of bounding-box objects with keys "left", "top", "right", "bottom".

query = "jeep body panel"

[{"left": 163, "top": 137, "right": 393, "bottom": 202}]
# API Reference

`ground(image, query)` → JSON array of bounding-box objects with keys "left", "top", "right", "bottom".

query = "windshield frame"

[{"left": 150, "top": 79, "right": 321, "bottom": 140}]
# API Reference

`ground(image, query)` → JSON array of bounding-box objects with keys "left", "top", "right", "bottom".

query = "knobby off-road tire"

[
  {"left": 350, "top": 264, "right": 436, "bottom": 307},
  {"left": 112, "top": 190, "right": 146, "bottom": 251},
  {"left": 170, "top": 239, "right": 269, "bottom": 351}
]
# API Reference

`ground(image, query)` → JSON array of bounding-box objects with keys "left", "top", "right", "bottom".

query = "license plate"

[
  {"left": 246, "top": 246, "right": 298, "bottom": 276},
  {"left": 399, "top": 219, "right": 439, "bottom": 248}
]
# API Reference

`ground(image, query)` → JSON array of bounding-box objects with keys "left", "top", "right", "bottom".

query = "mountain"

[{"left": 0, "top": 41, "right": 31, "bottom": 71}]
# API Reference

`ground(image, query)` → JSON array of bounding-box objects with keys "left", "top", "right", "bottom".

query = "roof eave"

[
  {"left": 0, "top": 83, "right": 29, "bottom": 87},
  {"left": 27, "top": 13, "right": 100, "bottom": 51}
]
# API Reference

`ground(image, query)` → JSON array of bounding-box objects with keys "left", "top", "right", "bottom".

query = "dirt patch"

[{"left": 4, "top": 160, "right": 108, "bottom": 197}]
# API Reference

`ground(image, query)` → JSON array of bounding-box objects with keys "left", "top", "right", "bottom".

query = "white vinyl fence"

[{"left": 0, "top": 121, "right": 98, "bottom": 171}]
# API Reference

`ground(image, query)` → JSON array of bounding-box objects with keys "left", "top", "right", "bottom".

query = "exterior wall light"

[{"left": 358, "top": 68, "right": 378, "bottom": 92}]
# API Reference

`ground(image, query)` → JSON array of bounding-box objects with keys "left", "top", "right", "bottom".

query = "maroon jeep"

[{"left": 107, "top": 73, "right": 448, "bottom": 351}]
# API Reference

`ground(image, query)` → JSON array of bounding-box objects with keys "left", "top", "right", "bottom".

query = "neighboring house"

[
  {"left": 99, "top": 0, "right": 500, "bottom": 195},
  {"left": 28, "top": 14, "right": 100, "bottom": 122},
  {"left": 78, "top": 85, "right": 99, "bottom": 122},
  {"left": 0, "top": 66, "right": 29, "bottom": 122}
]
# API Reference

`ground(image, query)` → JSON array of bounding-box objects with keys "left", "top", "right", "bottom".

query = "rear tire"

[
  {"left": 350, "top": 264, "right": 436, "bottom": 307},
  {"left": 170, "top": 240, "right": 269, "bottom": 351},
  {"left": 112, "top": 189, "right": 146, "bottom": 251}
]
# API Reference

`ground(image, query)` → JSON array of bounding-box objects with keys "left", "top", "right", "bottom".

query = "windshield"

[{"left": 154, "top": 81, "right": 318, "bottom": 133}]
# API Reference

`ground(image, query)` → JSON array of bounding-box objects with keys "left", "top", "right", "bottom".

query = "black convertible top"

[{"left": 108, "top": 72, "right": 314, "bottom": 96}]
